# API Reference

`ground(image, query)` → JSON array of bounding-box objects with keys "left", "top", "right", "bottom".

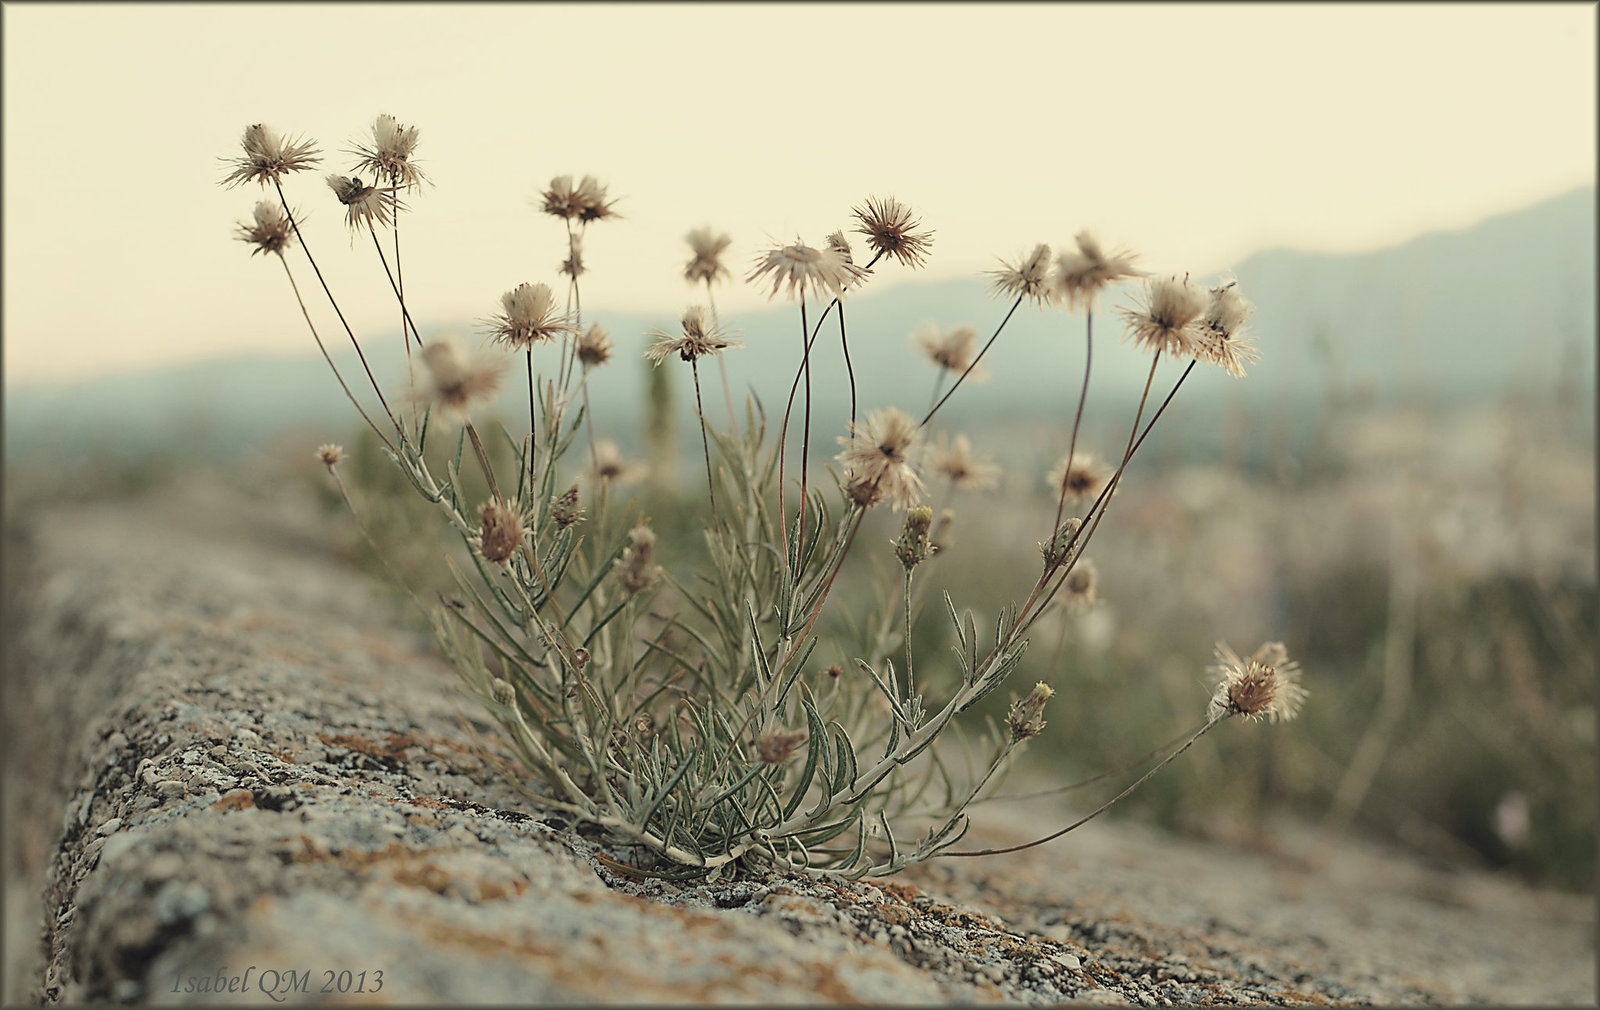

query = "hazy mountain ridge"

[{"left": 6, "top": 187, "right": 1593, "bottom": 462}]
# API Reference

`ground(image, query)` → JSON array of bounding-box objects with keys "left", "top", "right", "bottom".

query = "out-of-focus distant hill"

[{"left": 5, "top": 186, "right": 1592, "bottom": 464}]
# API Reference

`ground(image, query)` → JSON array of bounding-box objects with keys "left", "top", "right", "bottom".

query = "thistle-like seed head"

[
  {"left": 236, "top": 201, "right": 296, "bottom": 258},
  {"left": 315, "top": 443, "right": 344, "bottom": 468},
  {"left": 1007, "top": 681, "right": 1054, "bottom": 741},
  {"left": 617, "top": 525, "right": 659, "bottom": 595},
  {"left": 893, "top": 506, "right": 937, "bottom": 571},
  {"left": 852, "top": 195, "right": 934, "bottom": 269},
  {"left": 1207, "top": 642, "right": 1306, "bottom": 723},
  {"left": 1040, "top": 517, "right": 1083, "bottom": 569},
  {"left": 988, "top": 243, "right": 1056, "bottom": 307},
  {"left": 221, "top": 123, "right": 321, "bottom": 188},
  {"left": 684, "top": 226, "right": 733, "bottom": 286},
  {"left": 474, "top": 497, "right": 529, "bottom": 565},
  {"left": 551, "top": 483, "right": 585, "bottom": 528},
  {"left": 835, "top": 407, "right": 925, "bottom": 510}
]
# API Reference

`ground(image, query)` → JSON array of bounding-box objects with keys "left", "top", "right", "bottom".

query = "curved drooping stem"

[
  {"left": 272, "top": 178, "right": 403, "bottom": 438},
  {"left": 942, "top": 714, "right": 1226, "bottom": 857},
  {"left": 921, "top": 294, "right": 1023, "bottom": 428}
]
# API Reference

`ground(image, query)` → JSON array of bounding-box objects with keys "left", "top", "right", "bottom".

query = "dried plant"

[{"left": 223, "top": 116, "right": 1304, "bottom": 881}]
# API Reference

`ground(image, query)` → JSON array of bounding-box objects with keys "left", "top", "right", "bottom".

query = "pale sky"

[{"left": 3, "top": 2, "right": 1595, "bottom": 385}]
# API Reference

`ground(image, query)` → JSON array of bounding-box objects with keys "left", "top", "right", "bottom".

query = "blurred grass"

[{"left": 9, "top": 368, "right": 1592, "bottom": 891}]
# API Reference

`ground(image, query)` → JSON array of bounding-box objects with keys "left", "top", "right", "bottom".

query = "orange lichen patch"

[
  {"left": 211, "top": 789, "right": 256, "bottom": 811},
  {"left": 391, "top": 861, "right": 454, "bottom": 895},
  {"left": 474, "top": 878, "right": 529, "bottom": 902},
  {"left": 269, "top": 746, "right": 306, "bottom": 764},
  {"left": 876, "top": 904, "right": 914, "bottom": 926},
  {"left": 405, "top": 795, "right": 451, "bottom": 810},
  {"left": 878, "top": 881, "right": 922, "bottom": 903}
]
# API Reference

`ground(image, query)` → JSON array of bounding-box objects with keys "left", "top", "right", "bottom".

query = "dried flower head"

[
  {"left": 574, "top": 174, "right": 619, "bottom": 222},
  {"left": 684, "top": 226, "right": 733, "bottom": 286},
  {"left": 835, "top": 407, "right": 925, "bottom": 510},
  {"left": 644, "top": 306, "right": 743, "bottom": 365},
  {"left": 1040, "top": 517, "right": 1083, "bottom": 569},
  {"left": 617, "top": 525, "right": 659, "bottom": 595},
  {"left": 326, "top": 175, "right": 401, "bottom": 233},
  {"left": 1207, "top": 642, "right": 1306, "bottom": 723},
  {"left": 1120, "top": 274, "right": 1207, "bottom": 358},
  {"left": 825, "top": 230, "right": 855, "bottom": 264},
  {"left": 1053, "top": 231, "right": 1141, "bottom": 311},
  {"left": 988, "top": 244, "right": 1056, "bottom": 307},
  {"left": 412, "top": 339, "right": 506, "bottom": 421},
  {"left": 1007, "top": 681, "right": 1055, "bottom": 741},
  {"left": 1047, "top": 451, "right": 1112, "bottom": 503},
  {"left": 539, "top": 175, "right": 580, "bottom": 219},
  {"left": 756, "top": 728, "right": 809, "bottom": 765},
  {"left": 748, "top": 238, "right": 867, "bottom": 302},
  {"left": 1193, "top": 279, "right": 1260, "bottom": 377},
  {"left": 852, "top": 195, "right": 934, "bottom": 269},
  {"left": 538, "top": 174, "right": 618, "bottom": 222},
  {"left": 487, "top": 282, "right": 575, "bottom": 350},
  {"left": 236, "top": 201, "right": 296, "bottom": 258},
  {"left": 349, "top": 113, "right": 428, "bottom": 192},
  {"left": 893, "top": 506, "right": 937, "bottom": 570},
  {"left": 914, "top": 322, "right": 988, "bottom": 380},
  {"left": 590, "top": 439, "right": 644, "bottom": 485},
  {"left": 315, "top": 443, "right": 343, "bottom": 468},
  {"left": 928, "top": 433, "right": 1000, "bottom": 491},
  {"left": 221, "top": 123, "right": 321, "bottom": 188},
  {"left": 576, "top": 324, "right": 613, "bottom": 369},
  {"left": 474, "top": 497, "right": 530, "bottom": 565},
  {"left": 1064, "top": 558, "right": 1098, "bottom": 610},
  {"left": 551, "top": 483, "right": 586, "bottom": 528}
]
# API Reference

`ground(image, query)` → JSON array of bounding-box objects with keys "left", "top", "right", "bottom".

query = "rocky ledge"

[{"left": 4, "top": 478, "right": 1593, "bottom": 1004}]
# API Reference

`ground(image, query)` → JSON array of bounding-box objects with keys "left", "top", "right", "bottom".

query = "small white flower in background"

[
  {"left": 411, "top": 339, "right": 506, "bottom": 421},
  {"left": 915, "top": 322, "right": 987, "bottom": 380},
  {"left": 684, "top": 227, "right": 732, "bottom": 286},
  {"left": 235, "top": 201, "right": 296, "bottom": 258},
  {"left": 1053, "top": 231, "right": 1142, "bottom": 312},
  {"left": 835, "top": 407, "right": 925, "bottom": 510}
]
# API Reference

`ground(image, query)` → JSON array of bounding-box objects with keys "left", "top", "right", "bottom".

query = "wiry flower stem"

[
  {"left": 921, "top": 294, "right": 1023, "bottom": 428},
  {"left": 691, "top": 359, "right": 717, "bottom": 514},
  {"left": 799, "top": 298, "right": 813, "bottom": 550},
  {"left": 272, "top": 178, "right": 404, "bottom": 438},
  {"left": 274, "top": 254, "right": 396, "bottom": 455},
  {"left": 1051, "top": 309, "right": 1095, "bottom": 536},
  {"left": 706, "top": 282, "right": 738, "bottom": 430},
  {"left": 837, "top": 301, "right": 858, "bottom": 429},
  {"left": 943, "top": 714, "right": 1227, "bottom": 857}
]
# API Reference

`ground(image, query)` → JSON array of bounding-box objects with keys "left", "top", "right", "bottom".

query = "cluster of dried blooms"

[{"left": 222, "top": 115, "right": 1304, "bottom": 876}]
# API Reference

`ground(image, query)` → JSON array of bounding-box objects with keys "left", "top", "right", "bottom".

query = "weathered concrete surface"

[{"left": 5, "top": 477, "right": 1594, "bottom": 1004}]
